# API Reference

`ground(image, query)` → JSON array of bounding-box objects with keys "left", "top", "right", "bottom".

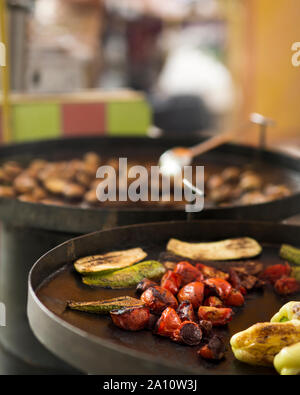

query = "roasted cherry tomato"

[
  {"left": 136, "top": 278, "right": 157, "bottom": 295},
  {"left": 196, "top": 263, "right": 229, "bottom": 280},
  {"left": 172, "top": 321, "right": 202, "bottom": 346},
  {"left": 228, "top": 268, "right": 246, "bottom": 295},
  {"left": 141, "top": 286, "right": 178, "bottom": 314},
  {"left": 260, "top": 263, "right": 291, "bottom": 284},
  {"left": 161, "top": 270, "right": 182, "bottom": 295},
  {"left": 197, "top": 335, "right": 225, "bottom": 360},
  {"left": 174, "top": 261, "right": 203, "bottom": 285},
  {"left": 224, "top": 289, "right": 244, "bottom": 307},
  {"left": 204, "top": 278, "right": 232, "bottom": 300},
  {"left": 274, "top": 277, "right": 300, "bottom": 295},
  {"left": 204, "top": 296, "right": 223, "bottom": 308},
  {"left": 154, "top": 307, "right": 181, "bottom": 337},
  {"left": 198, "top": 306, "right": 233, "bottom": 326},
  {"left": 110, "top": 306, "right": 150, "bottom": 331},
  {"left": 177, "top": 281, "right": 204, "bottom": 309},
  {"left": 177, "top": 301, "right": 196, "bottom": 322}
]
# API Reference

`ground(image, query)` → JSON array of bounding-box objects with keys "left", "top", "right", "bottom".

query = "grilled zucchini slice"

[
  {"left": 74, "top": 247, "right": 147, "bottom": 275},
  {"left": 167, "top": 237, "right": 262, "bottom": 261},
  {"left": 68, "top": 296, "right": 143, "bottom": 314}
]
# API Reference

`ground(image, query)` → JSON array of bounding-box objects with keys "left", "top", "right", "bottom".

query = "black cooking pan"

[
  {"left": 0, "top": 136, "right": 300, "bottom": 232},
  {"left": 28, "top": 220, "right": 300, "bottom": 375},
  {"left": 1, "top": 136, "right": 300, "bottom": 371}
]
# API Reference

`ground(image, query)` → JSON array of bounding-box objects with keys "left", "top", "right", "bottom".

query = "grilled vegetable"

[
  {"left": 198, "top": 306, "right": 233, "bottom": 326},
  {"left": 136, "top": 278, "right": 158, "bottom": 294},
  {"left": 74, "top": 247, "right": 147, "bottom": 275},
  {"left": 204, "top": 296, "right": 223, "bottom": 308},
  {"left": 260, "top": 263, "right": 291, "bottom": 284},
  {"left": 154, "top": 307, "right": 181, "bottom": 337},
  {"left": 141, "top": 285, "right": 178, "bottom": 314},
  {"left": 196, "top": 263, "right": 229, "bottom": 280},
  {"left": 160, "top": 270, "right": 182, "bottom": 295},
  {"left": 68, "top": 296, "right": 143, "bottom": 314},
  {"left": 291, "top": 267, "right": 300, "bottom": 282},
  {"left": 177, "top": 281, "right": 204, "bottom": 309},
  {"left": 280, "top": 244, "right": 300, "bottom": 265},
  {"left": 230, "top": 320, "right": 300, "bottom": 366},
  {"left": 82, "top": 260, "right": 165, "bottom": 288},
  {"left": 172, "top": 321, "right": 202, "bottom": 346},
  {"left": 177, "top": 301, "right": 196, "bottom": 322},
  {"left": 274, "top": 277, "right": 300, "bottom": 295},
  {"left": 173, "top": 261, "right": 203, "bottom": 285},
  {"left": 204, "top": 278, "right": 232, "bottom": 300},
  {"left": 271, "top": 301, "right": 300, "bottom": 323},
  {"left": 198, "top": 335, "right": 226, "bottom": 360},
  {"left": 110, "top": 306, "right": 150, "bottom": 331},
  {"left": 167, "top": 237, "right": 262, "bottom": 261},
  {"left": 224, "top": 289, "right": 244, "bottom": 307},
  {"left": 274, "top": 341, "right": 300, "bottom": 375}
]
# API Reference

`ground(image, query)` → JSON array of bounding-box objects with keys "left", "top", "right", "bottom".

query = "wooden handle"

[{"left": 189, "top": 129, "right": 237, "bottom": 157}]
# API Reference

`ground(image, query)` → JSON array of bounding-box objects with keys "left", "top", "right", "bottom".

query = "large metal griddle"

[
  {"left": 0, "top": 136, "right": 300, "bottom": 232},
  {"left": 28, "top": 220, "right": 300, "bottom": 375},
  {"left": 1, "top": 136, "right": 299, "bottom": 371}
]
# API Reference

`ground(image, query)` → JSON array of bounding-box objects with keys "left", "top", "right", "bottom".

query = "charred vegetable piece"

[
  {"left": 228, "top": 268, "right": 247, "bottom": 295},
  {"left": 110, "top": 306, "right": 150, "bottom": 331},
  {"left": 177, "top": 301, "right": 196, "bottom": 323},
  {"left": 177, "top": 281, "right": 204, "bottom": 309},
  {"left": 160, "top": 270, "right": 182, "bottom": 295},
  {"left": 141, "top": 286, "right": 178, "bottom": 315},
  {"left": 204, "top": 296, "right": 223, "bottom": 308},
  {"left": 154, "top": 307, "right": 181, "bottom": 337},
  {"left": 196, "top": 263, "right": 229, "bottom": 280},
  {"left": 271, "top": 301, "right": 300, "bottom": 323},
  {"left": 231, "top": 261, "right": 263, "bottom": 276},
  {"left": 260, "top": 263, "right": 291, "bottom": 284},
  {"left": 198, "top": 336, "right": 226, "bottom": 360},
  {"left": 68, "top": 296, "right": 143, "bottom": 314},
  {"left": 198, "top": 306, "right": 233, "bottom": 326},
  {"left": 280, "top": 244, "right": 300, "bottom": 265},
  {"left": 204, "top": 278, "right": 232, "bottom": 300},
  {"left": 199, "top": 320, "right": 213, "bottom": 339},
  {"left": 173, "top": 261, "right": 203, "bottom": 285},
  {"left": 167, "top": 237, "right": 262, "bottom": 261},
  {"left": 74, "top": 247, "right": 147, "bottom": 274},
  {"left": 172, "top": 321, "right": 202, "bottom": 346},
  {"left": 274, "top": 277, "right": 300, "bottom": 295},
  {"left": 224, "top": 289, "right": 244, "bottom": 307},
  {"left": 136, "top": 278, "right": 158, "bottom": 295},
  {"left": 82, "top": 261, "right": 165, "bottom": 288},
  {"left": 230, "top": 320, "right": 300, "bottom": 366}
]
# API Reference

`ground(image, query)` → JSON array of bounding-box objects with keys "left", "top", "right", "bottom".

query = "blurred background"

[{"left": 0, "top": 0, "right": 299, "bottom": 150}]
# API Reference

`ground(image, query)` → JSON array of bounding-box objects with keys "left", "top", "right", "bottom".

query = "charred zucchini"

[
  {"left": 167, "top": 237, "right": 262, "bottom": 261},
  {"left": 82, "top": 260, "right": 165, "bottom": 288},
  {"left": 280, "top": 244, "right": 300, "bottom": 265},
  {"left": 74, "top": 247, "right": 147, "bottom": 275},
  {"left": 68, "top": 296, "right": 143, "bottom": 314}
]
